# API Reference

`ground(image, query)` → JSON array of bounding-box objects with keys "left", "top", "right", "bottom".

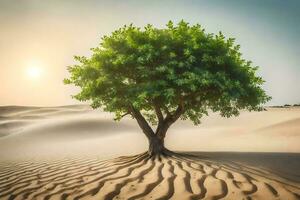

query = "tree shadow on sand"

[{"left": 0, "top": 152, "right": 299, "bottom": 200}]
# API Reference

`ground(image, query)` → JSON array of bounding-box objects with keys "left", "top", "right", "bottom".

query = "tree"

[{"left": 64, "top": 20, "right": 271, "bottom": 157}]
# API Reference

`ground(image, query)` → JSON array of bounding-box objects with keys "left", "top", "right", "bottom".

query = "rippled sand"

[
  {"left": 0, "top": 153, "right": 299, "bottom": 200},
  {"left": 0, "top": 105, "right": 300, "bottom": 199}
]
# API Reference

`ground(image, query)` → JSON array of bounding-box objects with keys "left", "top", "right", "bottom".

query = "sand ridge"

[
  {"left": 1, "top": 105, "right": 300, "bottom": 161},
  {"left": 0, "top": 153, "right": 299, "bottom": 200},
  {"left": 0, "top": 105, "right": 300, "bottom": 199}
]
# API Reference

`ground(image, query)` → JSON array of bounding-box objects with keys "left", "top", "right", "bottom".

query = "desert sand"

[{"left": 0, "top": 105, "right": 299, "bottom": 199}]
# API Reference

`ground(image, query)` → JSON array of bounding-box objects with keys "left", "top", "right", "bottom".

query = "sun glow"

[{"left": 26, "top": 63, "right": 43, "bottom": 79}]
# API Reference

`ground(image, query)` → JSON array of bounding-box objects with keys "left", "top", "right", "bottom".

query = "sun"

[{"left": 26, "top": 66, "right": 42, "bottom": 79}]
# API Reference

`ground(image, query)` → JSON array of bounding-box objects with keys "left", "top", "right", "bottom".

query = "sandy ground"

[{"left": 0, "top": 105, "right": 299, "bottom": 199}]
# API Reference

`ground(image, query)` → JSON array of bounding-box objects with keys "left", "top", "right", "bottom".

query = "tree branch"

[
  {"left": 153, "top": 101, "right": 164, "bottom": 123},
  {"left": 129, "top": 104, "right": 155, "bottom": 139},
  {"left": 156, "top": 102, "right": 185, "bottom": 139},
  {"left": 167, "top": 102, "right": 184, "bottom": 124},
  {"left": 114, "top": 112, "right": 130, "bottom": 121},
  {"left": 162, "top": 105, "right": 171, "bottom": 116},
  {"left": 121, "top": 112, "right": 130, "bottom": 118}
]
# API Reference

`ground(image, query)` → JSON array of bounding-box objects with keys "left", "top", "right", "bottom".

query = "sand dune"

[
  {"left": 0, "top": 105, "right": 300, "bottom": 199},
  {"left": 0, "top": 105, "right": 300, "bottom": 157},
  {"left": 256, "top": 118, "right": 300, "bottom": 136},
  {"left": 0, "top": 153, "right": 299, "bottom": 200}
]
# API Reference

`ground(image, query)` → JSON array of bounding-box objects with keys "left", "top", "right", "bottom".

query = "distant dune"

[
  {"left": 0, "top": 105, "right": 300, "bottom": 159},
  {"left": 256, "top": 117, "right": 300, "bottom": 136},
  {"left": 0, "top": 105, "right": 299, "bottom": 199}
]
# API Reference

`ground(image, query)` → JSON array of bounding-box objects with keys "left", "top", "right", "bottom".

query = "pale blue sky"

[{"left": 0, "top": 0, "right": 299, "bottom": 106}]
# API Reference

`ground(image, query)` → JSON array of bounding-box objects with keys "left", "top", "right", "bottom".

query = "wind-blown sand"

[{"left": 0, "top": 105, "right": 299, "bottom": 199}]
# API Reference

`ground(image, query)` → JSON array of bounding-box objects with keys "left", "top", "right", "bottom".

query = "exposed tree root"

[{"left": 0, "top": 152, "right": 299, "bottom": 200}]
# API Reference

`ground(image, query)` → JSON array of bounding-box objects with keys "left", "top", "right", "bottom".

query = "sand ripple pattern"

[{"left": 0, "top": 153, "right": 299, "bottom": 200}]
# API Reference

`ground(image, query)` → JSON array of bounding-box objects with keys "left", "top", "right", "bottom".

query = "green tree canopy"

[{"left": 64, "top": 20, "right": 270, "bottom": 155}]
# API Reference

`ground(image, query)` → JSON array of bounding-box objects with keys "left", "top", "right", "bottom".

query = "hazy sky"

[{"left": 0, "top": 0, "right": 299, "bottom": 106}]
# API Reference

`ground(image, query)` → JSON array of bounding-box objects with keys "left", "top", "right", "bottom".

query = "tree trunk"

[
  {"left": 129, "top": 104, "right": 184, "bottom": 157},
  {"left": 148, "top": 136, "right": 166, "bottom": 156}
]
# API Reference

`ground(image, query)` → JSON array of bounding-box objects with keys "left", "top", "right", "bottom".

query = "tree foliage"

[{"left": 64, "top": 20, "right": 271, "bottom": 128}]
